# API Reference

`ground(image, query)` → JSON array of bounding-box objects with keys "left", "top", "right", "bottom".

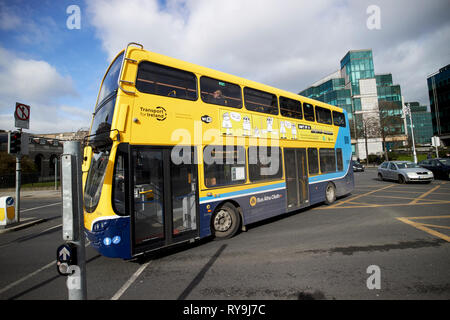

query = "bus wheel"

[
  {"left": 324, "top": 182, "right": 336, "bottom": 205},
  {"left": 212, "top": 203, "right": 241, "bottom": 239}
]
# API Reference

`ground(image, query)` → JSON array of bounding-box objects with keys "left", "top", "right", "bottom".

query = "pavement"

[
  {"left": 0, "top": 188, "right": 61, "bottom": 234},
  {"left": 0, "top": 188, "right": 61, "bottom": 199}
]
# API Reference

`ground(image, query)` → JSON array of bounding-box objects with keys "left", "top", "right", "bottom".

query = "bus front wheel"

[
  {"left": 324, "top": 182, "right": 336, "bottom": 205},
  {"left": 211, "top": 203, "right": 241, "bottom": 239}
]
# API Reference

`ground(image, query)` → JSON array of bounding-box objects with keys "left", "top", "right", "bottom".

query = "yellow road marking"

[
  {"left": 419, "top": 223, "right": 450, "bottom": 230},
  {"left": 367, "top": 194, "right": 418, "bottom": 200},
  {"left": 346, "top": 201, "right": 378, "bottom": 206},
  {"left": 330, "top": 184, "right": 394, "bottom": 208},
  {"left": 318, "top": 201, "right": 450, "bottom": 210},
  {"left": 410, "top": 185, "right": 441, "bottom": 204},
  {"left": 396, "top": 217, "right": 450, "bottom": 242},
  {"left": 403, "top": 215, "right": 450, "bottom": 220}
]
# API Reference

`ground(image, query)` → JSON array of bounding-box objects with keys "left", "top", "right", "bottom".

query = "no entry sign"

[{"left": 14, "top": 102, "right": 30, "bottom": 129}]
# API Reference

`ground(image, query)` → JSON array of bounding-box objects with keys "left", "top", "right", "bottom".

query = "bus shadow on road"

[
  {"left": 132, "top": 237, "right": 214, "bottom": 264},
  {"left": 243, "top": 202, "right": 325, "bottom": 233}
]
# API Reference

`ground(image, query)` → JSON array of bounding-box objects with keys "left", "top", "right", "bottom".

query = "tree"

[
  {"left": 0, "top": 152, "right": 37, "bottom": 175},
  {"left": 354, "top": 114, "right": 380, "bottom": 165},
  {"left": 376, "top": 100, "right": 405, "bottom": 161}
]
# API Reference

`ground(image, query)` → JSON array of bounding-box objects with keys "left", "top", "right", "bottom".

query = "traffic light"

[{"left": 8, "top": 131, "right": 22, "bottom": 154}]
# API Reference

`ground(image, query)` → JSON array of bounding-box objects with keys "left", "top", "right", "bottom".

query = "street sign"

[
  {"left": 432, "top": 136, "right": 441, "bottom": 147},
  {"left": 57, "top": 243, "right": 78, "bottom": 276},
  {"left": 14, "top": 102, "right": 30, "bottom": 129},
  {"left": 57, "top": 244, "right": 73, "bottom": 263}
]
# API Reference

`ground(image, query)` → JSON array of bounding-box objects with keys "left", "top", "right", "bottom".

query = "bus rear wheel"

[
  {"left": 211, "top": 203, "right": 241, "bottom": 239},
  {"left": 324, "top": 182, "right": 336, "bottom": 205}
]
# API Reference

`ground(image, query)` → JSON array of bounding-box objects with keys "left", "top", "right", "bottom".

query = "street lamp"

[{"left": 404, "top": 103, "right": 418, "bottom": 163}]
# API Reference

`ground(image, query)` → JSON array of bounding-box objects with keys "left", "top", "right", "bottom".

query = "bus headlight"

[{"left": 93, "top": 220, "right": 110, "bottom": 232}]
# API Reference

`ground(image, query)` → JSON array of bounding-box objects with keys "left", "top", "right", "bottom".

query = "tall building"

[
  {"left": 404, "top": 102, "right": 433, "bottom": 145},
  {"left": 299, "top": 49, "right": 406, "bottom": 160},
  {"left": 427, "top": 64, "right": 450, "bottom": 146}
]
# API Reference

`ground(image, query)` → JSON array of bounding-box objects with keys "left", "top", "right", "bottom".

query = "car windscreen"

[
  {"left": 396, "top": 163, "right": 420, "bottom": 169},
  {"left": 439, "top": 159, "right": 450, "bottom": 165}
]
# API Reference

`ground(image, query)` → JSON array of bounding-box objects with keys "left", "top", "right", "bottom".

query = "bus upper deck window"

[
  {"left": 200, "top": 76, "right": 242, "bottom": 108},
  {"left": 244, "top": 87, "right": 279, "bottom": 115},
  {"left": 303, "top": 103, "right": 315, "bottom": 122},
  {"left": 316, "top": 106, "right": 332, "bottom": 125},
  {"left": 280, "top": 96, "right": 302, "bottom": 120},
  {"left": 136, "top": 61, "right": 197, "bottom": 101},
  {"left": 332, "top": 111, "right": 346, "bottom": 127}
]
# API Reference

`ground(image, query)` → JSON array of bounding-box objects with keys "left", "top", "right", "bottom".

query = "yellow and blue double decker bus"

[{"left": 82, "top": 43, "right": 354, "bottom": 259}]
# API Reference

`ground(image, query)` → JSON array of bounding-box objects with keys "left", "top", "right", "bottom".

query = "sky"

[{"left": 0, "top": 0, "right": 449, "bottom": 134}]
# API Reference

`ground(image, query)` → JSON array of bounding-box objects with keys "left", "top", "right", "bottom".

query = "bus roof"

[{"left": 119, "top": 47, "right": 345, "bottom": 114}]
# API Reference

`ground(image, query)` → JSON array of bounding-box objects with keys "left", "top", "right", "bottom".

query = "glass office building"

[
  {"left": 404, "top": 102, "right": 433, "bottom": 145},
  {"left": 340, "top": 50, "right": 375, "bottom": 96},
  {"left": 427, "top": 64, "right": 450, "bottom": 146},
  {"left": 300, "top": 50, "right": 406, "bottom": 159}
]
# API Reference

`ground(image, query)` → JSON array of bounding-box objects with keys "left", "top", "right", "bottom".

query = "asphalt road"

[{"left": 0, "top": 168, "right": 449, "bottom": 300}]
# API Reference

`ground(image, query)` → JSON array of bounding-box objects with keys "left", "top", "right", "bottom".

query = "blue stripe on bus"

[
  {"left": 199, "top": 182, "right": 286, "bottom": 203},
  {"left": 309, "top": 121, "right": 352, "bottom": 184}
]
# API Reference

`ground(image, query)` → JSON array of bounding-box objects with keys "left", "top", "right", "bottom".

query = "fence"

[{"left": 0, "top": 173, "right": 60, "bottom": 188}]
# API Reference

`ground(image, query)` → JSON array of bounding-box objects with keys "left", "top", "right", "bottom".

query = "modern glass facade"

[
  {"left": 340, "top": 50, "right": 375, "bottom": 96},
  {"left": 427, "top": 64, "right": 450, "bottom": 146},
  {"left": 405, "top": 102, "right": 433, "bottom": 145},
  {"left": 299, "top": 77, "right": 352, "bottom": 118},
  {"left": 376, "top": 73, "right": 404, "bottom": 134},
  {"left": 299, "top": 49, "right": 407, "bottom": 158}
]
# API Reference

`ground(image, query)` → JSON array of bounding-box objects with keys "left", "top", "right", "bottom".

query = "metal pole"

[
  {"left": 406, "top": 104, "right": 418, "bottom": 163},
  {"left": 15, "top": 128, "right": 22, "bottom": 223},
  {"left": 55, "top": 158, "right": 58, "bottom": 191},
  {"left": 63, "top": 141, "right": 87, "bottom": 300},
  {"left": 15, "top": 153, "right": 21, "bottom": 223},
  {"left": 435, "top": 139, "right": 439, "bottom": 158}
]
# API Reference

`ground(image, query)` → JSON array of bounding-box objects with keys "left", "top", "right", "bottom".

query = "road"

[{"left": 0, "top": 169, "right": 449, "bottom": 300}]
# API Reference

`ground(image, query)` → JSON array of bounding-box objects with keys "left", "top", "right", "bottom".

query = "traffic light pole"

[{"left": 15, "top": 128, "right": 22, "bottom": 223}]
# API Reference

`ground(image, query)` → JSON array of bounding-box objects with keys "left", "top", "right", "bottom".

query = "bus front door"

[
  {"left": 284, "top": 148, "right": 309, "bottom": 211},
  {"left": 130, "top": 147, "right": 199, "bottom": 255}
]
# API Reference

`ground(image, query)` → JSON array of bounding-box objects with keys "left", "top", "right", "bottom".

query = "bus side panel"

[
  {"left": 336, "top": 163, "right": 354, "bottom": 197},
  {"left": 198, "top": 184, "right": 287, "bottom": 237},
  {"left": 239, "top": 189, "right": 287, "bottom": 225},
  {"left": 308, "top": 162, "right": 354, "bottom": 206},
  {"left": 308, "top": 182, "right": 327, "bottom": 205}
]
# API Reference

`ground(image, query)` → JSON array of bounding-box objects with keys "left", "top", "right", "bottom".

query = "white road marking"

[
  {"left": 0, "top": 261, "right": 55, "bottom": 295},
  {"left": 0, "top": 239, "right": 90, "bottom": 296},
  {"left": 21, "top": 202, "right": 61, "bottom": 212},
  {"left": 111, "top": 262, "right": 151, "bottom": 300}
]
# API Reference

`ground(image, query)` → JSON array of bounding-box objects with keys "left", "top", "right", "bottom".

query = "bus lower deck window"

[
  {"left": 248, "top": 146, "right": 283, "bottom": 181},
  {"left": 320, "top": 148, "right": 337, "bottom": 173},
  {"left": 203, "top": 146, "right": 246, "bottom": 187},
  {"left": 307, "top": 148, "right": 319, "bottom": 175}
]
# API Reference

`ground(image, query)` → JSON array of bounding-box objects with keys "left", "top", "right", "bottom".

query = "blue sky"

[
  {"left": 0, "top": 0, "right": 108, "bottom": 133},
  {"left": 0, "top": 0, "right": 449, "bottom": 133}
]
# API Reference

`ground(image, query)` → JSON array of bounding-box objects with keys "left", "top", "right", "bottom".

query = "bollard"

[{"left": 0, "top": 196, "right": 17, "bottom": 228}]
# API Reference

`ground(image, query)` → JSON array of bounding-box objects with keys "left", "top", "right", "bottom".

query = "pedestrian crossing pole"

[{"left": 61, "top": 141, "right": 87, "bottom": 300}]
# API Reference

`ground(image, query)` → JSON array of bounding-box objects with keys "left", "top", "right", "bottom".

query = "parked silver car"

[{"left": 378, "top": 161, "right": 434, "bottom": 184}]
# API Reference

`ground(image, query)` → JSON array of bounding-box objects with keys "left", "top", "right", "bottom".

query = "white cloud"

[
  {"left": 0, "top": 47, "right": 77, "bottom": 105},
  {"left": 0, "top": 47, "right": 86, "bottom": 133},
  {"left": 87, "top": 0, "right": 450, "bottom": 106}
]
